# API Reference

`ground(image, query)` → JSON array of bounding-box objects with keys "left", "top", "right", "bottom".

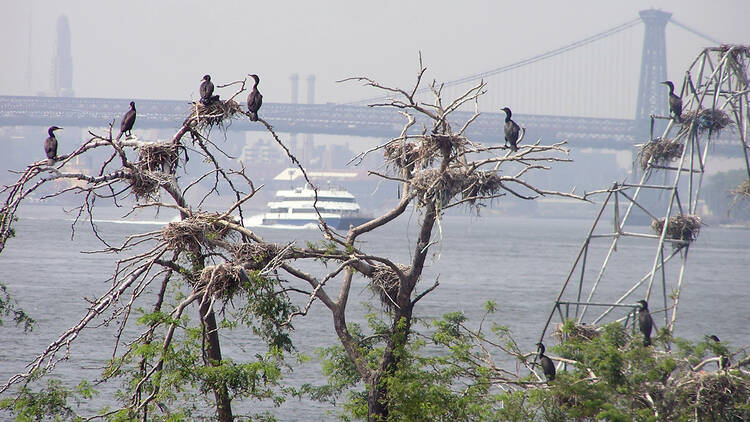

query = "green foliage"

[
  {"left": 0, "top": 283, "right": 35, "bottom": 332},
  {"left": 0, "top": 379, "right": 95, "bottom": 421}
]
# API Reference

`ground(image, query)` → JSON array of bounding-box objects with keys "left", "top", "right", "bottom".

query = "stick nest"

[
  {"left": 638, "top": 138, "right": 684, "bottom": 170},
  {"left": 231, "top": 242, "right": 291, "bottom": 271},
  {"left": 383, "top": 135, "right": 468, "bottom": 172},
  {"left": 162, "top": 213, "right": 233, "bottom": 251},
  {"left": 730, "top": 179, "right": 750, "bottom": 199},
  {"left": 137, "top": 142, "right": 180, "bottom": 175},
  {"left": 674, "top": 371, "right": 750, "bottom": 419},
  {"left": 184, "top": 100, "right": 241, "bottom": 131},
  {"left": 681, "top": 108, "right": 733, "bottom": 134},
  {"left": 651, "top": 214, "right": 702, "bottom": 243},
  {"left": 369, "top": 264, "right": 410, "bottom": 311},
  {"left": 411, "top": 168, "right": 504, "bottom": 206},
  {"left": 197, "top": 263, "right": 245, "bottom": 300},
  {"left": 131, "top": 169, "right": 170, "bottom": 201},
  {"left": 553, "top": 322, "right": 600, "bottom": 342}
]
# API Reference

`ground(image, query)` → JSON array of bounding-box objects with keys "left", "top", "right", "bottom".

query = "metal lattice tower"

[
  {"left": 51, "top": 14, "right": 74, "bottom": 97},
  {"left": 540, "top": 45, "right": 750, "bottom": 346},
  {"left": 635, "top": 9, "right": 671, "bottom": 121}
]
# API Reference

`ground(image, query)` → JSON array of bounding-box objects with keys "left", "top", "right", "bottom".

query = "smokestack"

[
  {"left": 306, "top": 74, "right": 315, "bottom": 104},
  {"left": 290, "top": 73, "right": 299, "bottom": 104},
  {"left": 51, "top": 14, "right": 74, "bottom": 97}
]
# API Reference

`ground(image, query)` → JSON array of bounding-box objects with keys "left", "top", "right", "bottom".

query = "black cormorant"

[
  {"left": 247, "top": 74, "right": 263, "bottom": 121},
  {"left": 501, "top": 107, "right": 520, "bottom": 152},
  {"left": 661, "top": 81, "right": 683, "bottom": 122},
  {"left": 708, "top": 335, "right": 730, "bottom": 370},
  {"left": 637, "top": 299, "right": 654, "bottom": 346},
  {"left": 116, "top": 101, "right": 136, "bottom": 141},
  {"left": 199, "top": 74, "right": 215, "bottom": 104},
  {"left": 536, "top": 342, "right": 556, "bottom": 381},
  {"left": 44, "top": 126, "right": 62, "bottom": 163}
]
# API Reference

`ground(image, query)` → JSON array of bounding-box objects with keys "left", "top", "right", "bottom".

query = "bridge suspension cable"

[
  {"left": 347, "top": 18, "right": 641, "bottom": 105},
  {"left": 668, "top": 18, "right": 723, "bottom": 45}
]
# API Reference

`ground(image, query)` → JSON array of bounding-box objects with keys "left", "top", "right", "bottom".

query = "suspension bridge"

[{"left": 0, "top": 10, "right": 728, "bottom": 150}]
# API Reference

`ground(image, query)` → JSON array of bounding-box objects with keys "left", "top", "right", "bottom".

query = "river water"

[{"left": 0, "top": 205, "right": 748, "bottom": 420}]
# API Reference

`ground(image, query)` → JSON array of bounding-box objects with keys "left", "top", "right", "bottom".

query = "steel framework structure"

[{"left": 540, "top": 45, "right": 750, "bottom": 347}]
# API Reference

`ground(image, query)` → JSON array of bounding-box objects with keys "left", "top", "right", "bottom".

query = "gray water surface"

[{"left": 1, "top": 207, "right": 748, "bottom": 419}]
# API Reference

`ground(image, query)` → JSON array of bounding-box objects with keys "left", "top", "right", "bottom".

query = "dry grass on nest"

[
  {"left": 411, "top": 168, "right": 503, "bottom": 206},
  {"left": 553, "top": 322, "right": 600, "bottom": 342},
  {"left": 423, "top": 134, "right": 469, "bottom": 158},
  {"left": 675, "top": 371, "right": 750, "bottom": 418},
  {"left": 131, "top": 170, "right": 163, "bottom": 201},
  {"left": 184, "top": 100, "right": 241, "bottom": 130},
  {"left": 384, "top": 142, "right": 422, "bottom": 170},
  {"left": 461, "top": 171, "right": 504, "bottom": 202},
  {"left": 231, "top": 242, "right": 290, "bottom": 271},
  {"left": 730, "top": 179, "right": 750, "bottom": 198},
  {"left": 681, "top": 108, "right": 733, "bottom": 134},
  {"left": 162, "top": 213, "right": 232, "bottom": 251},
  {"left": 651, "top": 214, "right": 702, "bottom": 242},
  {"left": 138, "top": 142, "right": 180, "bottom": 174},
  {"left": 197, "top": 263, "right": 244, "bottom": 299},
  {"left": 370, "top": 264, "right": 410, "bottom": 311},
  {"left": 638, "top": 138, "right": 684, "bottom": 170}
]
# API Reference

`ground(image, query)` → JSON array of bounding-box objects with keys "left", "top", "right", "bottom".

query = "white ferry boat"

[{"left": 247, "top": 185, "right": 372, "bottom": 229}]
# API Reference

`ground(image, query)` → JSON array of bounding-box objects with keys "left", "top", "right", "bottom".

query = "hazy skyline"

[{"left": 1, "top": 1, "right": 748, "bottom": 110}]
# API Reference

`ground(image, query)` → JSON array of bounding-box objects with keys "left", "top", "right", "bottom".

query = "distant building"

[{"left": 51, "top": 15, "right": 74, "bottom": 97}]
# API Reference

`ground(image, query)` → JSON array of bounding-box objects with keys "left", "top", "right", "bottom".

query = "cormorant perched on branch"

[
  {"left": 536, "top": 342, "right": 556, "bottom": 381},
  {"left": 247, "top": 74, "right": 263, "bottom": 121},
  {"left": 501, "top": 107, "right": 520, "bottom": 152},
  {"left": 708, "top": 335, "right": 730, "bottom": 370},
  {"left": 637, "top": 299, "right": 654, "bottom": 346},
  {"left": 116, "top": 101, "right": 136, "bottom": 141},
  {"left": 199, "top": 74, "right": 217, "bottom": 104},
  {"left": 661, "top": 81, "right": 682, "bottom": 122},
  {"left": 44, "top": 126, "right": 62, "bottom": 164}
]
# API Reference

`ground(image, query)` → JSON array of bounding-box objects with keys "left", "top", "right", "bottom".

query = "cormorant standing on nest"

[
  {"left": 44, "top": 126, "right": 62, "bottom": 164},
  {"left": 536, "top": 342, "right": 556, "bottom": 381},
  {"left": 501, "top": 107, "right": 520, "bottom": 152},
  {"left": 637, "top": 299, "right": 654, "bottom": 346},
  {"left": 116, "top": 101, "right": 136, "bottom": 141},
  {"left": 199, "top": 75, "right": 216, "bottom": 104},
  {"left": 661, "top": 81, "right": 682, "bottom": 122},
  {"left": 247, "top": 74, "right": 263, "bottom": 121},
  {"left": 708, "top": 335, "right": 730, "bottom": 370}
]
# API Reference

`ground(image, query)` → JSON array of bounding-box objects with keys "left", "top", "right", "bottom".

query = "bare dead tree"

[{"left": 1, "top": 60, "right": 586, "bottom": 420}]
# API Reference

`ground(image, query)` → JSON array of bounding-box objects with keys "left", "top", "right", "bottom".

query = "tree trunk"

[{"left": 199, "top": 301, "right": 233, "bottom": 422}]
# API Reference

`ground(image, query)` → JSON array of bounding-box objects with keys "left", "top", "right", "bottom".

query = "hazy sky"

[{"left": 1, "top": 0, "right": 748, "bottom": 106}]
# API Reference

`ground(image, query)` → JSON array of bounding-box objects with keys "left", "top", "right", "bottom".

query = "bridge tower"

[
  {"left": 51, "top": 14, "right": 74, "bottom": 97},
  {"left": 635, "top": 9, "right": 671, "bottom": 122}
]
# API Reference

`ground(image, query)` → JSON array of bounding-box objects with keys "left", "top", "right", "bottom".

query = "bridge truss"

[{"left": 540, "top": 45, "right": 750, "bottom": 347}]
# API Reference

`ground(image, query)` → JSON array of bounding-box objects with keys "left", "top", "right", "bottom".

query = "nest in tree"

[
  {"left": 231, "top": 242, "right": 291, "bottom": 271},
  {"left": 675, "top": 371, "right": 750, "bottom": 418},
  {"left": 651, "top": 214, "right": 702, "bottom": 243},
  {"left": 411, "top": 168, "right": 503, "bottom": 206},
  {"left": 384, "top": 141, "right": 422, "bottom": 171},
  {"left": 130, "top": 170, "right": 165, "bottom": 201},
  {"left": 162, "top": 213, "right": 232, "bottom": 251},
  {"left": 638, "top": 138, "right": 684, "bottom": 170},
  {"left": 461, "top": 171, "right": 504, "bottom": 203},
  {"left": 183, "top": 100, "right": 241, "bottom": 131},
  {"left": 369, "top": 264, "right": 410, "bottom": 311},
  {"left": 197, "top": 263, "right": 245, "bottom": 300},
  {"left": 423, "top": 134, "right": 468, "bottom": 158},
  {"left": 137, "top": 142, "right": 180, "bottom": 174},
  {"left": 553, "top": 322, "right": 600, "bottom": 342},
  {"left": 681, "top": 108, "right": 732, "bottom": 134}
]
